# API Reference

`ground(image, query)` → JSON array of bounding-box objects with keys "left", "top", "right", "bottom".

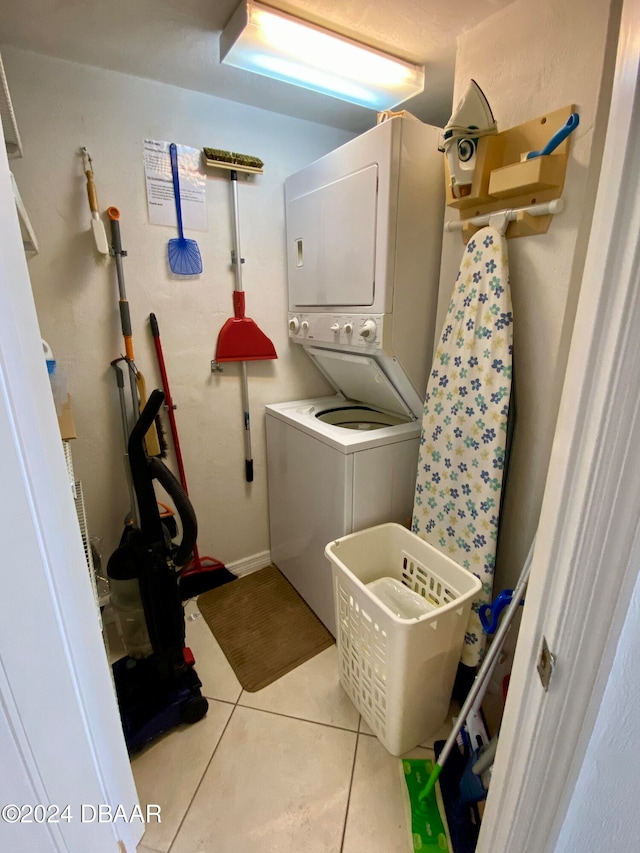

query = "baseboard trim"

[{"left": 226, "top": 550, "right": 272, "bottom": 577}]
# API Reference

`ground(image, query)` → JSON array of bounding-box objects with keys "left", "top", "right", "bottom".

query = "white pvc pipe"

[
  {"left": 418, "top": 537, "right": 536, "bottom": 801},
  {"left": 445, "top": 197, "right": 564, "bottom": 232}
]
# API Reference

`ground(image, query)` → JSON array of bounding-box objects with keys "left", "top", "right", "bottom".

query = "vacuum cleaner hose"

[
  {"left": 129, "top": 389, "right": 196, "bottom": 561},
  {"left": 148, "top": 456, "right": 198, "bottom": 567}
]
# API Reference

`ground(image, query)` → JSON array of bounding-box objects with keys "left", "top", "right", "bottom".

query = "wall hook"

[{"left": 489, "top": 210, "right": 511, "bottom": 235}]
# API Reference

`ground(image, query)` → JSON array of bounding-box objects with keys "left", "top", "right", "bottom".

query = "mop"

[
  {"left": 107, "top": 206, "right": 165, "bottom": 459},
  {"left": 402, "top": 540, "right": 534, "bottom": 850}
]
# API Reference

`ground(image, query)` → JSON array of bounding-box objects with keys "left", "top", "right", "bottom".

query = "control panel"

[{"left": 288, "top": 312, "right": 386, "bottom": 350}]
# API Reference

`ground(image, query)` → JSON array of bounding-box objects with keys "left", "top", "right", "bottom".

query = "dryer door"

[{"left": 287, "top": 165, "right": 378, "bottom": 308}]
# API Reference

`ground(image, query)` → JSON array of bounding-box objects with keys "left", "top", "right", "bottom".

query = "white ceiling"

[{"left": 0, "top": 0, "right": 515, "bottom": 133}]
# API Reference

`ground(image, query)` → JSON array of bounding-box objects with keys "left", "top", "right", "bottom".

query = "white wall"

[
  {"left": 439, "top": 0, "right": 619, "bottom": 593},
  {"left": 5, "top": 0, "right": 618, "bottom": 592},
  {"left": 556, "top": 554, "right": 640, "bottom": 850},
  {"left": 4, "top": 47, "right": 352, "bottom": 565}
]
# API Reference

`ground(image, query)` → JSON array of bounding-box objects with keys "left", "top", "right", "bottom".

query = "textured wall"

[
  {"left": 436, "top": 0, "right": 617, "bottom": 593},
  {"left": 6, "top": 47, "right": 352, "bottom": 566}
]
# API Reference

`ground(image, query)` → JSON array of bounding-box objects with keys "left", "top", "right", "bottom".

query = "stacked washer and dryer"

[{"left": 266, "top": 116, "right": 444, "bottom": 635}]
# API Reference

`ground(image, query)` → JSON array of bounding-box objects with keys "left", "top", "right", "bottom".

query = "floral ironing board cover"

[{"left": 412, "top": 226, "right": 513, "bottom": 667}]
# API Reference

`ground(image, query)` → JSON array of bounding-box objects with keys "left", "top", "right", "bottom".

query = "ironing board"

[{"left": 412, "top": 226, "right": 513, "bottom": 667}]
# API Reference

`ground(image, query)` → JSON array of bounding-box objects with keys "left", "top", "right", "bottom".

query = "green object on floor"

[{"left": 401, "top": 758, "right": 450, "bottom": 851}]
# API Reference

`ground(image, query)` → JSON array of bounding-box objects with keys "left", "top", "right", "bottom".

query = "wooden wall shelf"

[{"left": 446, "top": 104, "right": 576, "bottom": 241}]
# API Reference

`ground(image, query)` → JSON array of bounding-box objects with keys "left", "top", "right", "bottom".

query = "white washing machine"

[
  {"left": 266, "top": 350, "right": 424, "bottom": 635},
  {"left": 267, "top": 116, "right": 444, "bottom": 635}
]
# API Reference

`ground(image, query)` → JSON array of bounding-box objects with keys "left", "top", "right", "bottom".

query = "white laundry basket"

[{"left": 325, "top": 523, "right": 482, "bottom": 756}]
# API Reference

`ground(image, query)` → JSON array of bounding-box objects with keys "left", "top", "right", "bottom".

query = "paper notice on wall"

[{"left": 144, "top": 139, "right": 207, "bottom": 231}]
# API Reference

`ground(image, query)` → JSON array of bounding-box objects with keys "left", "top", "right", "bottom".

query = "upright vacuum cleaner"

[{"left": 107, "top": 389, "right": 208, "bottom": 752}]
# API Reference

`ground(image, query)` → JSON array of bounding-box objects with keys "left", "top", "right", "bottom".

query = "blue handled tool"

[
  {"left": 478, "top": 588, "right": 525, "bottom": 635},
  {"left": 417, "top": 539, "right": 536, "bottom": 804},
  {"left": 526, "top": 112, "right": 579, "bottom": 159},
  {"left": 167, "top": 143, "right": 202, "bottom": 276}
]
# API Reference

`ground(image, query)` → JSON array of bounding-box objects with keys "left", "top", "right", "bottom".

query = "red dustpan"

[
  {"left": 214, "top": 167, "right": 277, "bottom": 482},
  {"left": 216, "top": 291, "right": 276, "bottom": 362}
]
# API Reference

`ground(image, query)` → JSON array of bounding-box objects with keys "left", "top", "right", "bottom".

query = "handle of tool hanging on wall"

[
  {"left": 85, "top": 167, "right": 100, "bottom": 214},
  {"left": 107, "top": 206, "right": 134, "bottom": 362},
  {"left": 107, "top": 206, "right": 162, "bottom": 458}
]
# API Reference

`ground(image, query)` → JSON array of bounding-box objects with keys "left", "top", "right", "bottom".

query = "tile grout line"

[
  {"left": 177, "top": 611, "right": 364, "bottom": 851},
  {"left": 234, "top": 701, "right": 360, "bottom": 734},
  {"left": 339, "top": 728, "right": 361, "bottom": 853},
  {"left": 165, "top": 695, "right": 242, "bottom": 853},
  {"left": 164, "top": 673, "right": 249, "bottom": 851},
  {"left": 138, "top": 843, "right": 164, "bottom": 853},
  {"left": 201, "top": 694, "right": 237, "bottom": 706},
  {"left": 162, "top": 698, "right": 359, "bottom": 852}
]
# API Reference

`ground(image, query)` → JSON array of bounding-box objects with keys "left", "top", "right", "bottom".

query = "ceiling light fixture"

[{"left": 220, "top": 1, "right": 425, "bottom": 111}]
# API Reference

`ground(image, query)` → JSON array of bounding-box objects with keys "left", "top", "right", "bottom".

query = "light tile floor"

[{"left": 131, "top": 600, "right": 451, "bottom": 853}]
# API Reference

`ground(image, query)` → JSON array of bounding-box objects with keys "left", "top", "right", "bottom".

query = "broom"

[
  {"left": 203, "top": 147, "right": 276, "bottom": 483},
  {"left": 149, "top": 313, "right": 236, "bottom": 598}
]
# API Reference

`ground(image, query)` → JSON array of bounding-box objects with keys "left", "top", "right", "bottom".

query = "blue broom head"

[{"left": 168, "top": 236, "right": 202, "bottom": 276}]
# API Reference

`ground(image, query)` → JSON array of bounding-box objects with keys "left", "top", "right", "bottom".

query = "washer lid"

[{"left": 305, "top": 347, "right": 415, "bottom": 418}]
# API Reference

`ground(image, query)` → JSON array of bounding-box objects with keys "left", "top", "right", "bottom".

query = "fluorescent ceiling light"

[{"left": 220, "top": 1, "right": 425, "bottom": 111}]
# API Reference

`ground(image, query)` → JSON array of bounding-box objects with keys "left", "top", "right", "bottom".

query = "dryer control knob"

[
  {"left": 343, "top": 322, "right": 354, "bottom": 335},
  {"left": 330, "top": 323, "right": 340, "bottom": 332},
  {"left": 359, "top": 319, "right": 377, "bottom": 340},
  {"left": 300, "top": 320, "right": 309, "bottom": 332},
  {"left": 289, "top": 317, "right": 300, "bottom": 333}
]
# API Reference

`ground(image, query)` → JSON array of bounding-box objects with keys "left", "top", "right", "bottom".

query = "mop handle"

[
  {"left": 230, "top": 171, "right": 244, "bottom": 293},
  {"left": 419, "top": 538, "right": 536, "bottom": 802},
  {"left": 107, "top": 207, "right": 134, "bottom": 362}
]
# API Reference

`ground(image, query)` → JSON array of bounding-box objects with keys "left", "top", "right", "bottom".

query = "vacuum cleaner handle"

[
  {"left": 129, "top": 388, "right": 163, "bottom": 447},
  {"left": 128, "top": 389, "right": 165, "bottom": 543},
  {"left": 148, "top": 457, "right": 197, "bottom": 567},
  {"left": 129, "top": 389, "right": 197, "bottom": 563}
]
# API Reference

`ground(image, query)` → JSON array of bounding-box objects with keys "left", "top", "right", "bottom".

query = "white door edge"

[
  {"left": 0, "top": 125, "right": 140, "bottom": 850},
  {"left": 479, "top": 0, "right": 640, "bottom": 849}
]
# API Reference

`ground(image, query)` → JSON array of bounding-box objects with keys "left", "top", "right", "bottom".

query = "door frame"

[
  {"left": 0, "top": 126, "right": 141, "bottom": 851},
  {"left": 478, "top": 0, "right": 640, "bottom": 847}
]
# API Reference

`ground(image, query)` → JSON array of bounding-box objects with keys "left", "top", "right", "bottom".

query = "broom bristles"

[{"left": 202, "top": 147, "right": 264, "bottom": 171}]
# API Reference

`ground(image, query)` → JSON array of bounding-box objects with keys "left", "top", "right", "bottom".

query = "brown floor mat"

[{"left": 197, "top": 564, "right": 335, "bottom": 692}]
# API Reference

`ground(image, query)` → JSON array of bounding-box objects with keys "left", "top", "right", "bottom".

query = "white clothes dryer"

[{"left": 267, "top": 116, "right": 444, "bottom": 635}]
